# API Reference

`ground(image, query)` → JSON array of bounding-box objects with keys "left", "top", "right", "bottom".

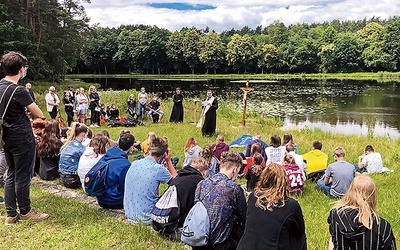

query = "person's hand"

[{"left": 165, "top": 148, "right": 172, "bottom": 161}]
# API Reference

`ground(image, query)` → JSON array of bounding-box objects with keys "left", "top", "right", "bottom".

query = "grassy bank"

[
  {"left": 66, "top": 72, "right": 400, "bottom": 82},
  {"left": 1, "top": 86, "right": 399, "bottom": 249}
]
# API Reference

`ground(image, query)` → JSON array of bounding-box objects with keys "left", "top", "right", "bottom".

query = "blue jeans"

[
  {"left": 138, "top": 103, "right": 147, "bottom": 119},
  {"left": 4, "top": 132, "right": 36, "bottom": 217},
  {"left": 317, "top": 178, "right": 331, "bottom": 196}
]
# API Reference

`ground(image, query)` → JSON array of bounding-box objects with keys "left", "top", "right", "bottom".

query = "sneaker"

[
  {"left": 4, "top": 214, "right": 19, "bottom": 225},
  {"left": 89, "top": 124, "right": 95, "bottom": 128},
  {"left": 94, "top": 124, "right": 99, "bottom": 128},
  {"left": 20, "top": 208, "right": 49, "bottom": 222},
  {"left": 0, "top": 196, "right": 4, "bottom": 204}
]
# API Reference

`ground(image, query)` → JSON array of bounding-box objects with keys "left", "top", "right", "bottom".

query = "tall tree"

[
  {"left": 182, "top": 29, "right": 200, "bottom": 74},
  {"left": 166, "top": 31, "right": 184, "bottom": 73},
  {"left": 226, "top": 34, "right": 256, "bottom": 73},
  {"left": 198, "top": 32, "right": 225, "bottom": 74}
]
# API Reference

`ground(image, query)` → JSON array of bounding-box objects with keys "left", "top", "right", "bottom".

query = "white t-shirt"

[
  {"left": 77, "top": 147, "right": 104, "bottom": 191},
  {"left": 361, "top": 152, "right": 383, "bottom": 173},
  {"left": 265, "top": 146, "right": 286, "bottom": 165}
]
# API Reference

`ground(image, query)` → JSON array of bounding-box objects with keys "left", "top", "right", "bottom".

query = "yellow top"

[
  {"left": 302, "top": 149, "right": 328, "bottom": 175},
  {"left": 141, "top": 140, "right": 150, "bottom": 156}
]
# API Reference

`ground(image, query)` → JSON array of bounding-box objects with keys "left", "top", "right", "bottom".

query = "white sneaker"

[
  {"left": 89, "top": 124, "right": 95, "bottom": 128},
  {"left": 94, "top": 124, "right": 100, "bottom": 128}
]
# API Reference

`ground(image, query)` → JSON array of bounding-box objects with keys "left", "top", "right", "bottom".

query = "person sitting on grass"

[
  {"left": 157, "top": 157, "right": 210, "bottom": 241},
  {"left": 302, "top": 140, "right": 328, "bottom": 182},
  {"left": 286, "top": 144, "right": 307, "bottom": 176},
  {"left": 37, "top": 119, "right": 63, "bottom": 181},
  {"left": 182, "top": 137, "right": 202, "bottom": 168},
  {"left": 211, "top": 134, "right": 230, "bottom": 161},
  {"left": 282, "top": 154, "right": 305, "bottom": 195},
  {"left": 77, "top": 134, "right": 111, "bottom": 191},
  {"left": 59, "top": 122, "right": 88, "bottom": 189},
  {"left": 244, "top": 152, "right": 264, "bottom": 193},
  {"left": 265, "top": 134, "right": 286, "bottom": 165},
  {"left": 201, "top": 144, "right": 219, "bottom": 177},
  {"left": 245, "top": 133, "right": 268, "bottom": 160},
  {"left": 97, "top": 133, "right": 135, "bottom": 209},
  {"left": 237, "top": 163, "right": 306, "bottom": 250},
  {"left": 191, "top": 151, "right": 246, "bottom": 249},
  {"left": 328, "top": 175, "right": 396, "bottom": 249},
  {"left": 124, "top": 136, "right": 177, "bottom": 224},
  {"left": 357, "top": 145, "right": 383, "bottom": 174},
  {"left": 242, "top": 143, "right": 265, "bottom": 177},
  {"left": 316, "top": 146, "right": 355, "bottom": 199}
]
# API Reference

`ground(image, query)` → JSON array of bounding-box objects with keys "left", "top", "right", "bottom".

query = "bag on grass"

[
  {"left": 181, "top": 200, "right": 210, "bottom": 246},
  {"left": 151, "top": 185, "right": 180, "bottom": 234},
  {"left": 84, "top": 156, "right": 109, "bottom": 196}
]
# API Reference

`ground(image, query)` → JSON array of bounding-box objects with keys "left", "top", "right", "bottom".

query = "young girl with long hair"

[
  {"left": 244, "top": 152, "right": 264, "bottom": 192},
  {"left": 282, "top": 154, "right": 305, "bottom": 195},
  {"left": 59, "top": 122, "right": 88, "bottom": 188},
  {"left": 78, "top": 134, "right": 111, "bottom": 191},
  {"left": 238, "top": 163, "right": 306, "bottom": 249},
  {"left": 182, "top": 137, "right": 202, "bottom": 167},
  {"left": 201, "top": 144, "right": 219, "bottom": 177},
  {"left": 37, "top": 119, "right": 63, "bottom": 180},
  {"left": 328, "top": 175, "right": 396, "bottom": 249}
]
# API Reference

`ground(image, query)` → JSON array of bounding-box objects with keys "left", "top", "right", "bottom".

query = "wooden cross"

[{"left": 240, "top": 80, "right": 254, "bottom": 127}]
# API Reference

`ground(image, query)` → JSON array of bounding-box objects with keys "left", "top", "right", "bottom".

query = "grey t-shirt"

[{"left": 325, "top": 161, "right": 355, "bottom": 197}]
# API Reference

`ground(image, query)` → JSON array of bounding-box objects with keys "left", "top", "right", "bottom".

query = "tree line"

[{"left": 1, "top": 1, "right": 400, "bottom": 80}]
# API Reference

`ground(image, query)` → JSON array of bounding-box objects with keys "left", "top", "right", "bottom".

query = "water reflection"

[{"left": 81, "top": 78, "right": 400, "bottom": 139}]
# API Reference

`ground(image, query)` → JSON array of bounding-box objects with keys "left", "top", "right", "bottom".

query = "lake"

[{"left": 81, "top": 78, "right": 400, "bottom": 139}]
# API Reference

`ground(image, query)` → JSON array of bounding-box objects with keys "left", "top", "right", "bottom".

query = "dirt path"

[{"left": 33, "top": 177, "right": 126, "bottom": 219}]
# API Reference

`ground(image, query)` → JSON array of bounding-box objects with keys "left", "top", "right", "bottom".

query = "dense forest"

[{"left": 1, "top": 0, "right": 400, "bottom": 81}]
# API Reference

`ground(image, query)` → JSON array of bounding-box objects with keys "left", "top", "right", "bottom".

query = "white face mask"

[{"left": 21, "top": 68, "right": 27, "bottom": 79}]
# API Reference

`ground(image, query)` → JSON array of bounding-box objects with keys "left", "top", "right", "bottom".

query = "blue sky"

[{"left": 83, "top": 1, "right": 400, "bottom": 32}]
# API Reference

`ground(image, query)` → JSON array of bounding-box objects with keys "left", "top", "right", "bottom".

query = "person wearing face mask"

[
  {"left": 0, "top": 51, "right": 48, "bottom": 225},
  {"left": 95, "top": 133, "right": 134, "bottom": 209},
  {"left": 192, "top": 151, "right": 246, "bottom": 250},
  {"left": 200, "top": 89, "right": 218, "bottom": 137}
]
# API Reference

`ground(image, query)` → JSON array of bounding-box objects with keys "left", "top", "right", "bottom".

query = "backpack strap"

[
  {"left": 198, "top": 178, "right": 217, "bottom": 202},
  {"left": 0, "top": 84, "right": 19, "bottom": 119}
]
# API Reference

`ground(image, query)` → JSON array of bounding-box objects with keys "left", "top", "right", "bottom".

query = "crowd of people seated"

[{"left": 1, "top": 111, "right": 393, "bottom": 249}]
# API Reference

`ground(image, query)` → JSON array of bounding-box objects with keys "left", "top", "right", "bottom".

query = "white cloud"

[{"left": 83, "top": 0, "right": 400, "bottom": 32}]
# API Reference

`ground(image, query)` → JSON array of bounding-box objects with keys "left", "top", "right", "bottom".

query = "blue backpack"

[{"left": 84, "top": 157, "right": 109, "bottom": 196}]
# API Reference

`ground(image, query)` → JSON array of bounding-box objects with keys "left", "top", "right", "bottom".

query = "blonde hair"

[
  {"left": 60, "top": 122, "right": 88, "bottom": 151},
  {"left": 254, "top": 163, "right": 289, "bottom": 211},
  {"left": 191, "top": 157, "right": 210, "bottom": 173},
  {"left": 334, "top": 175, "right": 378, "bottom": 230},
  {"left": 333, "top": 146, "right": 346, "bottom": 157}
]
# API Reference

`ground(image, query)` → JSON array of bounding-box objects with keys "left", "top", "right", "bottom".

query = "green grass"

[{"left": 1, "top": 84, "right": 399, "bottom": 249}]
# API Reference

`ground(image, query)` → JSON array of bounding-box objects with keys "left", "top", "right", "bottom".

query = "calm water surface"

[{"left": 82, "top": 78, "right": 400, "bottom": 139}]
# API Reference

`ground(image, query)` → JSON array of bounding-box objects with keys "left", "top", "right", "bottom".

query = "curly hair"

[
  {"left": 251, "top": 152, "right": 264, "bottom": 177},
  {"left": 201, "top": 144, "right": 214, "bottom": 166},
  {"left": 37, "top": 119, "right": 61, "bottom": 158},
  {"left": 254, "top": 163, "right": 289, "bottom": 211}
]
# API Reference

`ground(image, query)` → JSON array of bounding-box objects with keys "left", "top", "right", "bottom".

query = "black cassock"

[
  {"left": 202, "top": 97, "right": 218, "bottom": 136},
  {"left": 169, "top": 93, "right": 184, "bottom": 122}
]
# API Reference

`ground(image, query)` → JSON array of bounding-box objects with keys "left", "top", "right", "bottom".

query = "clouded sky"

[{"left": 83, "top": 0, "right": 400, "bottom": 32}]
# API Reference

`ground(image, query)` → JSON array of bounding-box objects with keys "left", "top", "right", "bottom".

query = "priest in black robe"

[{"left": 169, "top": 87, "right": 184, "bottom": 123}]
